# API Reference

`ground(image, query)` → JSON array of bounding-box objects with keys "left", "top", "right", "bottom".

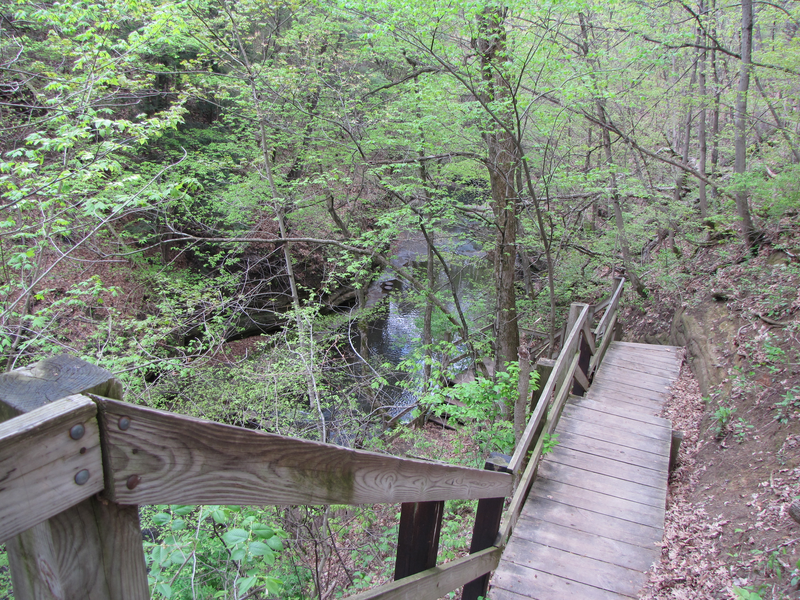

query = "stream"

[{"left": 357, "top": 228, "right": 493, "bottom": 420}]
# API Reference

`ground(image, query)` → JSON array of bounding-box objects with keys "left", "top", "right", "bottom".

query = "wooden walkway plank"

[
  {"left": 559, "top": 409, "right": 672, "bottom": 443},
  {"left": 597, "top": 357, "right": 681, "bottom": 379},
  {"left": 587, "top": 381, "right": 671, "bottom": 404},
  {"left": 519, "top": 496, "right": 664, "bottom": 548},
  {"left": 553, "top": 430, "right": 667, "bottom": 471},
  {"left": 582, "top": 392, "right": 664, "bottom": 415},
  {"left": 493, "top": 561, "right": 635, "bottom": 600},
  {"left": 598, "top": 354, "right": 681, "bottom": 374},
  {"left": 591, "top": 369, "right": 675, "bottom": 393},
  {"left": 499, "top": 538, "right": 648, "bottom": 596},
  {"left": 557, "top": 416, "right": 671, "bottom": 455},
  {"left": 536, "top": 459, "right": 667, "bottom": 508},
  {"left": 567, "top": 396, "right": 671, "bottom": 427},
  {"left": 601, "top": 347, "right": 681, "bottom": 368},
  {"left": 508, "top": 516, "right": 660, "bottom": 572},
  {"left": 529, "top": 478, "right": 665, "bottom": 527},
  {"left": 490, "top": 342, "right": 681, "bottom": 599},
  {"left": 560, "top": 404, "right": 671, "bottom": 438},
  {"left": 544, "top": 446, "right": 668, "bottom": 492}
]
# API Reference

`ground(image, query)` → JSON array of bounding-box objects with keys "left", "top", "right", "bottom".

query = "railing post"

[
  {"left": 0, "top": 355, "right": 149, "bottom": 600},
  {"left": 394, "top": 500, "right": 445, "bottom": 579},
  {"left": 572, "top": 305, "right": 595, "bottom": 396},
  {"left": 462, "top": 453, "right": 512, "bottom": 600},
  {"left": 529, "top": 358, "right": 554, "bottom": 414}
]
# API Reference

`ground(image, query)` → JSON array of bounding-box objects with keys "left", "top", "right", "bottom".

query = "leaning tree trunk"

[
  {"left": 476, "top": 6, "right": 520, "bottom": 376},
  {"left": 734, "top": 0, "right": 757, "bottom": 246},
  {"left": 698, "top": 0, "right": 708, "bottom": 219}
]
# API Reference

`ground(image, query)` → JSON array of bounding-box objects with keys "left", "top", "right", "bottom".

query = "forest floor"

[{"left": 629, "top": 225, "right": 800, "bottom": 600}]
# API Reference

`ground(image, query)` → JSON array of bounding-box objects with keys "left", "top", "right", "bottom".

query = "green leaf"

[
  {"left": 171, "top": 505, "right": 194, "bottom": 516},
  {"left": 248, "top": 541, "right": 271, "bottom": 556},
  {"left": 170, "top": 519, "right": 185, "bottom": 531},
  {"left": 211, "top": 509, "right": 227, "bottom": 524},
  {"left": 265, "top": 577, "right": 283, "bottom": 595},
  {"left": 251, "top": 523, "right": 274, "bottom": 539},
  {"left": 152, "top": 513, "right": 171, "bottom": 526},
  {"left": 266, "top": 536, "right": 283, "bottom": 551},
  {"left": 237, "top": 576, "right": 257, "bottom": 595},
  {"left": 222, "top": 528, "right": 249, "bottom": 545},
  {"left": 231, "top": 547, "right": 247, "bottom": 561},
  {"left": 150, "top": 546, "right": 170, "bottom": 565},
  {"left": 155, "top": 582, "right": 172, "bottom": 598}
]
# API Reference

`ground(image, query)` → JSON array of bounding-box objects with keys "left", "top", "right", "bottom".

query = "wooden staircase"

[{"left": 491, "top": 342, "right": 682, "bottom": 599}]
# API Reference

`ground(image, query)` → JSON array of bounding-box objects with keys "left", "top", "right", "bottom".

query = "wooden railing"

[{"left": 0, "top": 278, "right": 625, "bottom": 600}]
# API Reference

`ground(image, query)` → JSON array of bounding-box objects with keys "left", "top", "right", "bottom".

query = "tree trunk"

[
  {"left": 734, "top": 0, "right": 757, "bottom": 246},
  {"left": 423, "top": 230, "right": 434, "bottom": 388},
  {"left": 475, "top": 6, "right": 520, "bottom": 375},
  {"left": 698, "top": 0, "right": 708, "bottom": 219},
  {"left": 710, "top": 0, "right": 721, "bottom": 197},
  {"left": 674, "top": 45, "right": 699, "bottom": 206}
]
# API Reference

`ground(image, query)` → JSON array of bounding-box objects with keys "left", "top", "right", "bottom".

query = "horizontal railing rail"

[{"left": 0, "top": 277, "right": 625, "bottom": 600}]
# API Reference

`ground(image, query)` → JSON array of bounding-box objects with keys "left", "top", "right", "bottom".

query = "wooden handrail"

[
  {"left": 94, "top": 396, "right": 511, "bottom": 506},
  {"left": 495, "top": 278, "right": 626, "bottom": 550},
  {"left": 594, "top": 277, "right": 625, "bottom": 338},
  {"left": 508, "top": 303, "right": 589, "bottom": 474},
  {"left": 347, "top": 547, "right": 501, "bottom": 600},
  {"left": 0, "top": 278, "right": 627, "bottom": 600},
  {"left": 0, "top": 395, "right": 103, "bottom": 544}
]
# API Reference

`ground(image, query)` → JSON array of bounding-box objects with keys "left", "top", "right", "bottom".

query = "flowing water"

[{"left": 359, "top": 229, "right": 493, "bottom": 418}]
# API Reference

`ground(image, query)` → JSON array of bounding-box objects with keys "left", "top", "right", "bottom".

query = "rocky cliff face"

[{"left": 669, "top": 297, "right": 741, "bottom": 397}]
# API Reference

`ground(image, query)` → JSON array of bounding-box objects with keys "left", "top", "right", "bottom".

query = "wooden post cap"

[{"left": 0, "top": 355, "right": 121, "bottom": 416}]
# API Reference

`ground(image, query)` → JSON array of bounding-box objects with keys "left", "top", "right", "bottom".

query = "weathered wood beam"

[
  {"left": 594, "top": 277, "right": 625, "bottom": 338},
  {"left": 0, "top": 355, "right": 121, "bottom": 420},
  {"left": 508, "top": 303, "right": 589, "bottom": 474},
  {"left": 589, "top": 311, "right": 618, "bottom": 377},
  {"left": 0, "top": 355, "right": 148, "bottom": 600},
  {"left": 345, "top": 547, "right": 501, "bottom": 600},
  {"left": 572, "top": 362, "right": 591, "bottom": 395},
  {"left": 462, "top": 454, "right": 511, "bottom": 600},
  {"left": 0, "top": 395, "right": 103, "bottom": 544},
  {"left": 94, "top": 397, "right": 512, "bottom": 506},
  {"left": 499, "top": 352, "right": 580, "bottom": 547},
  {"left": 529, "top": 359, "right": 555, "bottom": 414},
  {"left": 394, "top": 501, "right": 445, "bottom": 579}
]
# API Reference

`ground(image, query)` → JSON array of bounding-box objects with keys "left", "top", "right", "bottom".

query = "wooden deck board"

[
  {"left": 545, "top": 446, "right": 668, "bottom": 489},
  {"left": 529, "top": 478, "right": 665, "bottom": 526},
  {"left": 587, "top": 381, "right": 671, "bottom": 403},
  {"left": 493, "top": 561, "right": 636, "bottom": 600},
  {"left": 554, "top": 430, "right": 667, "bottom": 472},
  {"left": 567, "top": 396, "right": 670, "bottom": 427},
  {"left": 597, "top": 357, "right": 681, "bottom": 379},
  {"left": 490, "top": 342, "right": 680, "bottom": 599},
  {"left": 557, "top": 416, "right": 672, "bottom": 455},
  {"left": 559, "top": 410, "right": 671, "bottom": 443},
  {"left": 499, "top": 538, "right": 648, "bottom": 596},
  {"left": 508, "top": 516, "right": 661, "bottom": 572}
]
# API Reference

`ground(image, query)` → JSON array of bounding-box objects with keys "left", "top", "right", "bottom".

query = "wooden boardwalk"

[{"left": 491, "top": 341, "right": 682, "bottom": 600}]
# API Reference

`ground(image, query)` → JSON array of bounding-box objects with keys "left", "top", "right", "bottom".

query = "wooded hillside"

[{"left": 1, "top": 0, "right": 799, "bottom": 597}]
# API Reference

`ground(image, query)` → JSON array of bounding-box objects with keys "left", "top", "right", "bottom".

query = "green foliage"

[
  {"left": 774, "top": 387, "right": 800, "bottom": 425},
  {"left": 711, "top": 404, "right": 736, "bottom": 439},
  {"left": 0, "top": 545, "right": 10, "bottom": 600},
  {"left": 732, "top": 585, "right": 764, "bottom": 600},
  {"left": 143, "top": 504, "right": 285, "bottom": 599},
  {"left": 418, "top": 362, "right": 539, "bottom": 456},
  {"left": 542, "top": 432, "right": 560, "bottom": 455}
]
